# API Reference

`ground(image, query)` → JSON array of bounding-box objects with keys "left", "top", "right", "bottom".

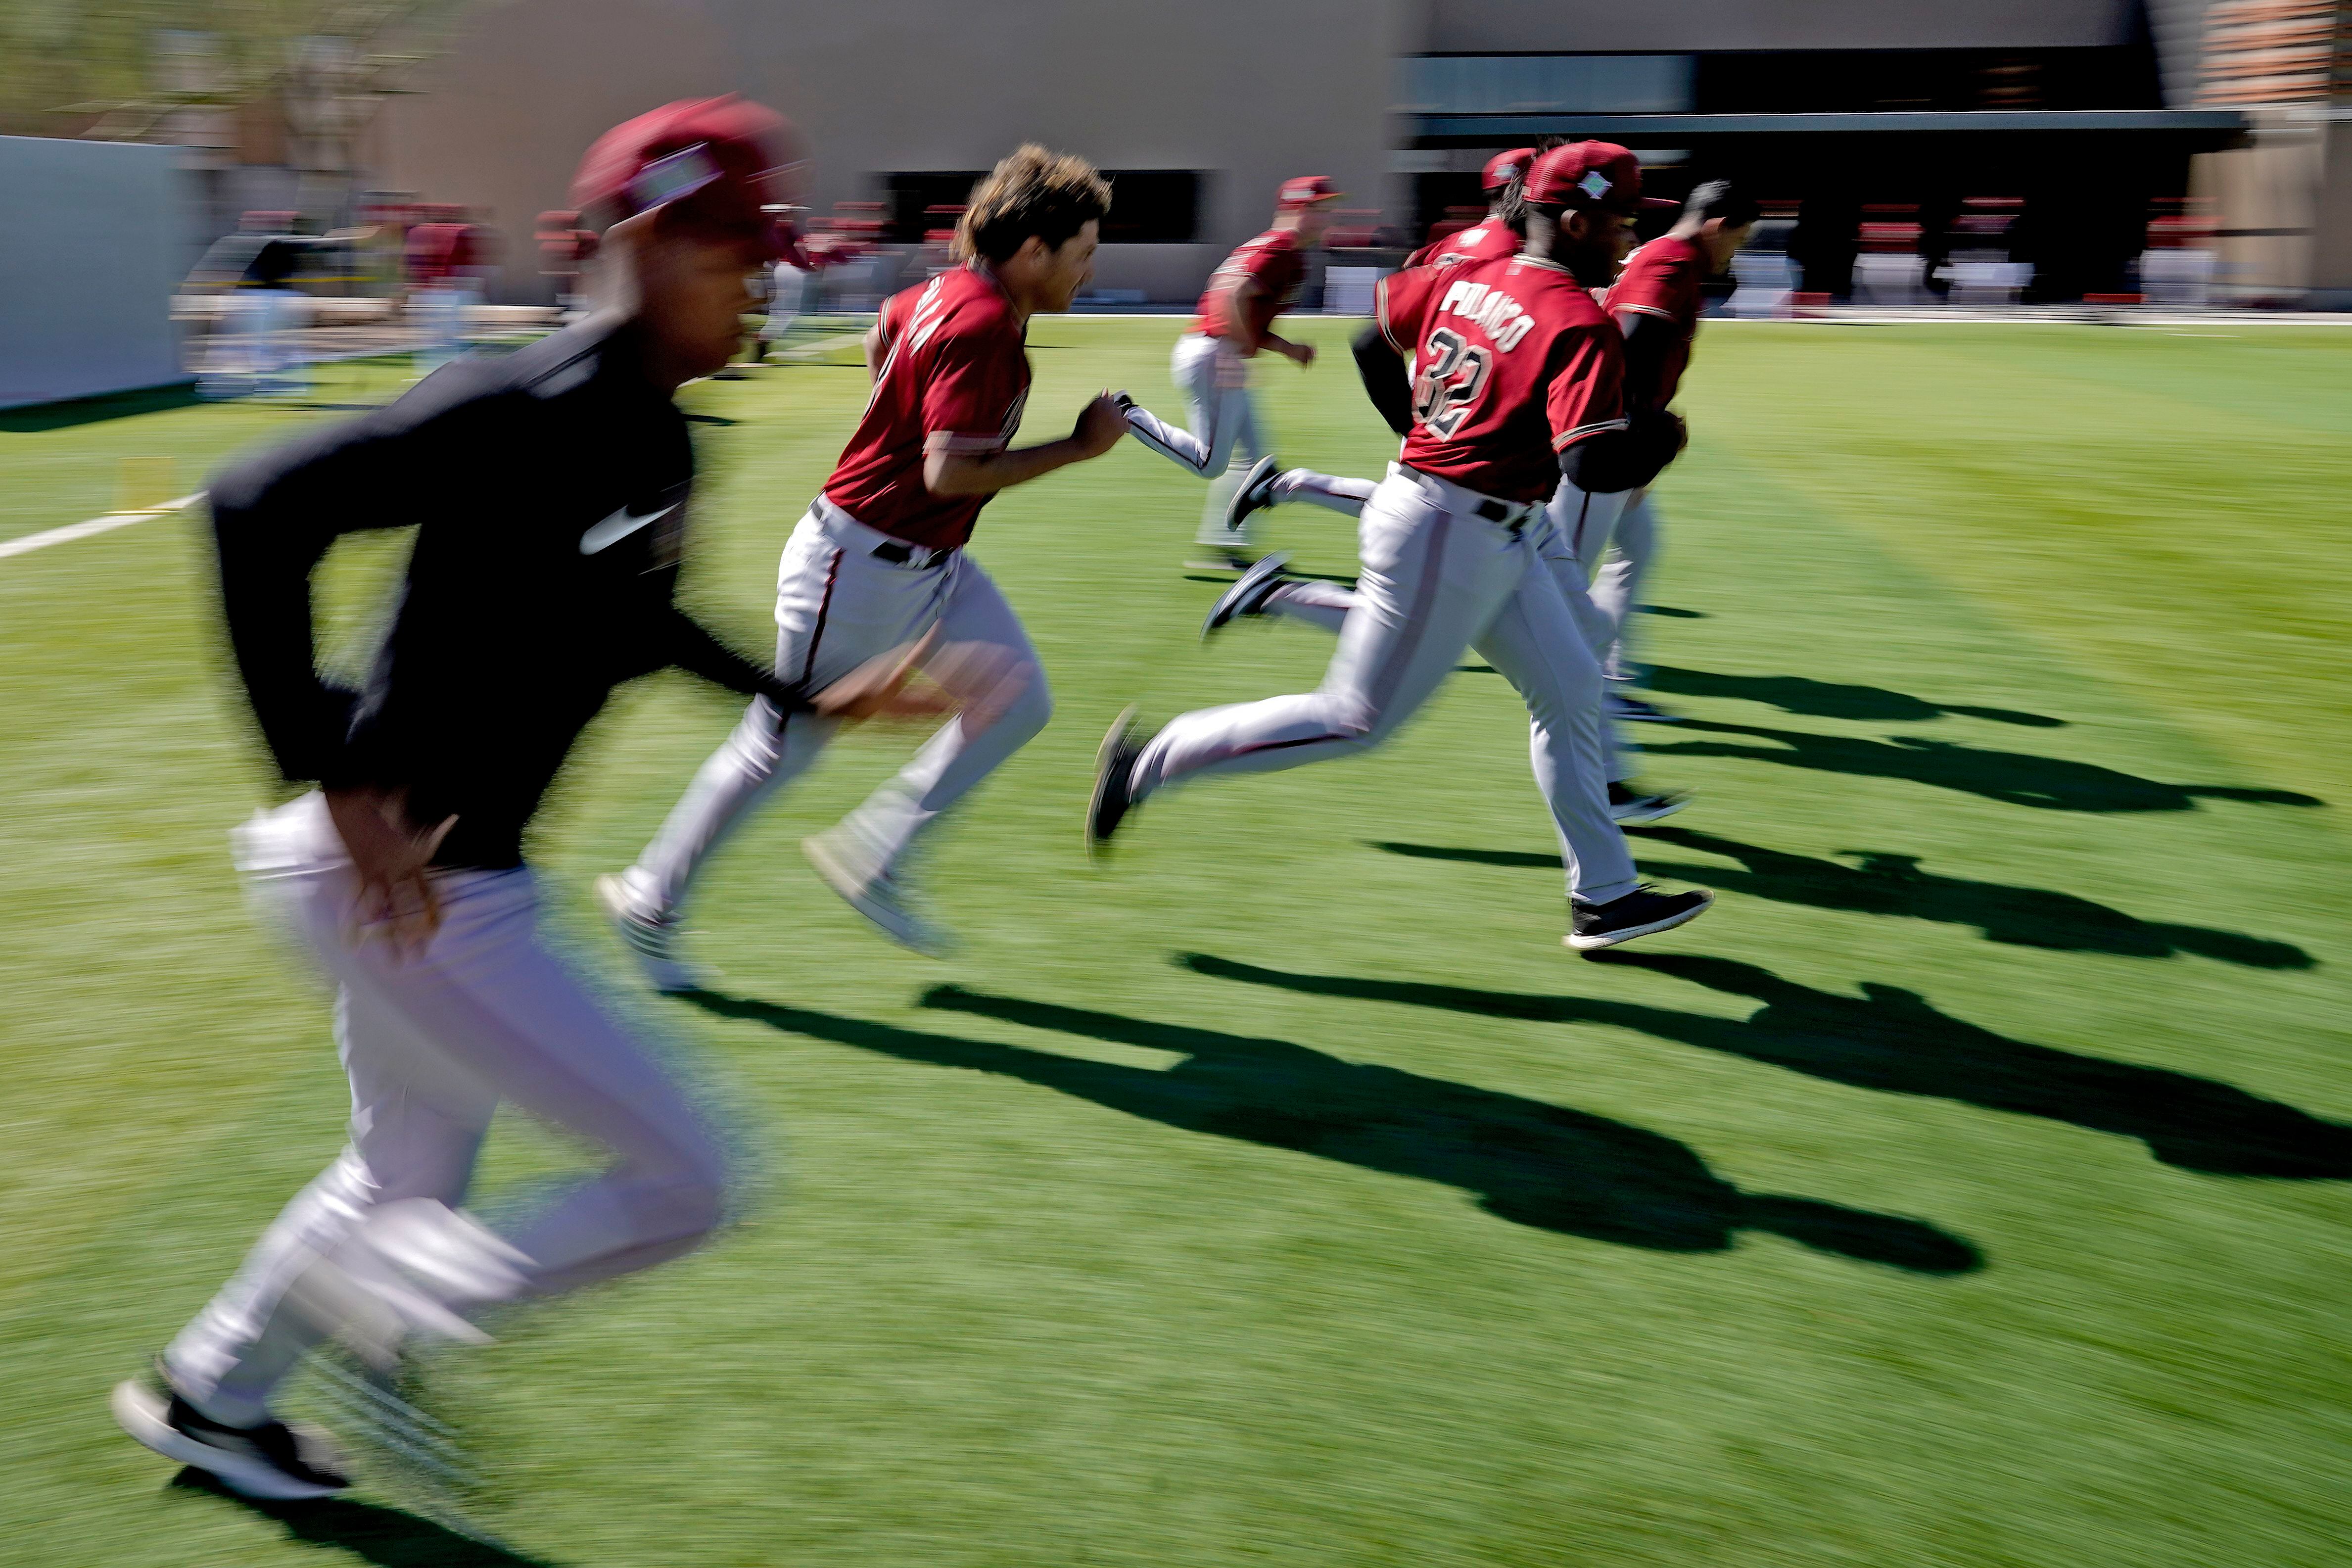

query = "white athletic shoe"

[
  {"left": 113, "top": 1374, "right": 352, "bottom": 1501},
  {"left": 803, "top": 828, "right": 954, "bottom": 957},
  {"left": 596, "top": 873, "right": 707, "bottom": 994}
]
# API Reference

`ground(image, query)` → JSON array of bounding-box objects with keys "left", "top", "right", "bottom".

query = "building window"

[
  {"left": 1399, "top": 54, "right": 1695, "bottom": 115},
  {"left": 881, "top": 169, "right": 1201, "bottom": 245}
]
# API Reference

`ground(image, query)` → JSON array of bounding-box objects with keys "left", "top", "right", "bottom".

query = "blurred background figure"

[
  {"left": 1729, "top": 204, "right": 1797, "bottom": 318},
  {"left": 1853, "top": 205, "right": 1928, "bottom": 308},
  {"left": 2141, "top": 196, "right": 2220, "bottom": 309},
  {"left": 403, "top": 207, "right": 495, "bottom": 377},
  {"left": 1944, "top": 196, "right": 2032, "bottom": 309},
  {"left": 198, "top": 224, "right": 311, "bottom": 401}
]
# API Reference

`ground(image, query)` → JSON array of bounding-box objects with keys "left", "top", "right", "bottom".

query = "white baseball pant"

[
  {"left": 1130, "top": 465, "right": 1638, "bottom": 905},
  {"left": 1589, "top": 487, "right": 1659, "bottom": 681},
  {"left": 617, "top": 499, "right": 1051, "bottom": 918},
  {"left": 1123, "top": 333, "right": 1371, "bottom": 551},
  {"left": 1254, "top": 480, "right": 1638, "bottom": 783},
  {"left": 165, "top": 794, "right": 733, "bottom": 1427}
]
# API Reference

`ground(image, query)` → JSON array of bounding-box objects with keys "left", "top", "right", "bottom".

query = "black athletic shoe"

[
  {"left": 1087, "top": 705, "right": 1151, "bottom": 857},
  {"left": 1608, "top": 781, "right": 1691, "bottom": 824},
  {"left": 1223, "top": 454, "right": 1282, "bottom": 539},
  {"left": 1184, "top": 547, "right": 1258, "bottom": 573},
  {"left": 1605, "top": 692, "right": 1679, "bottom": 723},
  {"left": 1202, "top": 550, "right": 1296, "bottom": 639},
  {"left": 1565, "top": 885, "right": 1713, "bottom": 951},
  {"left": 113, "top": 1372, "right": 352, "bottom": 1500}
]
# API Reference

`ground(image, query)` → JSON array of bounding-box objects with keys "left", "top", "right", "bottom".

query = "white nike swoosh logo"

[{"left": 580, "top": 502, "right": 678, "bottom": 555}]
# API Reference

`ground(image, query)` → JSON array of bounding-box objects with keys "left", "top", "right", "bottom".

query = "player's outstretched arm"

[{"left": 921, "top": 391, "right": 1126, "bottom": 498}]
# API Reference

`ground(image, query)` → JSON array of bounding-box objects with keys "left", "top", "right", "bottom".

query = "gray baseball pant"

[
  {"left": 1257, "top": 480, "right": 1638, "bottom": 783},
  {"left": 164, "top": 794, "right": 733, "bottom": 1426},
  {"left": 617, "top": 500, "right": 1051, "bottom": 919},
  {"left": 1131, "top": 465, "right": 1638, "bottom": 905},
  {"left": 1123, "top": 332, "right": 1371, "bottom": 551}
]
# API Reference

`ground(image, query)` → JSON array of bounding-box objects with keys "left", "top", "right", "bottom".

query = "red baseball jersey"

[
  {"left": 1603, "top": 234, "right": 1705, "bottom": 409},
  {"left": 1194, "top": 229, "right": 1306, "bottom": 343},
  {"left": 823, "top": 264, "right": 1030, "bottom": 551},
  {"left": 1376, "top": 256, "right": 1628, "bottom": 505},
  {"left": 1405, "top": 218, "right": 1522, "bottom": 270}
]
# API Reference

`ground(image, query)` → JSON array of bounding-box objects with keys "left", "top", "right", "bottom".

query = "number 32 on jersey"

[{"left": 1411, "top": 280, "right": 1536, "bottom": 437}]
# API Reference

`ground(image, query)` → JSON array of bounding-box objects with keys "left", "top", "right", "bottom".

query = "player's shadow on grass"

[
  {"left": 1182, "top": 953, "right": 2352, "bottom": 1179},
  {"left": 1375, "top": 830, "right": 2314, "bottom": 969},
  {"left": 167, "top": 1468, "right": 556, "bottom": 1566},
  {"left": 685, "top": 988, "right": 1979, "bottom": 1274},
  {"left": 1642, "top": 665, "right": 2063, "bottom": 727},
  {"left": 1642, "top": 718, "right": 2322, "bottom": 813}
]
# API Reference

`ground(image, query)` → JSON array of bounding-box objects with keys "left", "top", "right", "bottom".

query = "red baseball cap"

[
  {"left": 571, "top": 95, "right": 806, "bottom": 258},
  {"left": 1481, "top": 147, "right": 1538, "bottom": 192},
  {"left": 1277, "top": 175, "right": 1345, "bottom": 210},
  {"left": 1522, "top": 142, "right": 1676, "bottom": 214}
]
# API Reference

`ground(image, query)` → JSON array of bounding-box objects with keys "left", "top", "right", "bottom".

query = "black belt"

[
  {"left": 1475, "top": 498, "right": 1535, "bottom": 533},
  {"left": 871, "top": 540, "right": 952, "bottom": 569}
]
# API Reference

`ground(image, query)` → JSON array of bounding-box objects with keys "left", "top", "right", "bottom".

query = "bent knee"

[{"left": 986, "top": 663, "right": 1054, "bottom": 738}]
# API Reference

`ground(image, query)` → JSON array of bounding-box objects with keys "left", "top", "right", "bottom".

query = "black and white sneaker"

[
  {"left": 1223, "top": 454, "right": 1283, "bottom": 539},
  {"left": 1565, "top": 886, "right": 1714, "bottom": 951},
  {"left": 595, "top": 874, "right": 705, "bottom": 994},
  {"left": 1087, "top": 706, "right": 1152, "bottom": 857},
  {"left": 1608, "top": 781, "right": 1691, "bottom": 824},
  {"left": 1184, "top": 547, "right": 1257, "bottom": 573},
  {"left": 112, "top": 1371, "right": 352, "bottom": 1500},
  {"left": 1202, "top": 551, "right": 1296, "bottom": 639},
  {"left": 1605, "top": 692, "right": 1679, "bottom": 723}
]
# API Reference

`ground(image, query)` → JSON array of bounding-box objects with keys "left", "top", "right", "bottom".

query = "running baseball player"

[
  {"left": 1203, "top": 148, "right": 1537, "bottom": 540},
  {"left": 1090, "top": 143, "right": 1711, "bottom": 952},
  {"left": 1119, "top": 175, "right": 1374, "bottom": 570},
  {"left": 1403, "top": 147, "right": 1534, "bottom": 268},
  {"left": 1195, "top": 146, "right": 1690, "bottom": 825},
  {"left": 600, "top": 145, "right": 1125, "bottom": 974},
  {"left": 1574, "top": 178, "right": 1758, "bottom": 718},
  {"left": 111, "top": 98, "right": 959, "bottom": 1502}
]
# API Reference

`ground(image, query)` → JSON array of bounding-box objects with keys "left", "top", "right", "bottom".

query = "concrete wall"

[
  {"left": 0, "top": 136, "right": 189, "bottom": 408},
  {"left": 2195, "top": 109, "right": 2352, "bottom": 304},
  {"left": 369, "top": 0, "right": 1411, "bottom": 303},
  {"left": 1415, "top": 0, "right": 2140, "bottom": 53}
]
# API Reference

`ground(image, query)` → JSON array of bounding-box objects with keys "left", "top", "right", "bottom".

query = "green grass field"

[{"left": 3, "top": 319, "right": 2349, "bottom": 1568}]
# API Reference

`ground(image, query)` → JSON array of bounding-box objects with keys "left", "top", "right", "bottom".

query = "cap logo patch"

[
  {"left": 627, "top": 143, "right": 723, "bottom": 212},
  {"left": 1578, "top": 170, "right": 1611, "bottom": 201}
]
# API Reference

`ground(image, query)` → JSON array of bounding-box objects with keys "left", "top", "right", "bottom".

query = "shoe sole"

[
  {"left": 803, "top": 835, "right": 952, "bottom": 957},
  {"left": 1564, "top": 891, "right": 1714, "bottom": 951},
  {"left": 1610, "top": 796, "right": 1691, "bottom": 826},
  {"left": 1223, "top": 455, "right": 1281, "bottom": 539},
  {"left": 112, "top": 1380, "right": 346, "bottom": 1501},
  {"left": 1202, "top": 550, "right": 1293, "bottom": 639},
  {"left": 594, "top": 875, "right": 705, "bottom": 994},
  {"left": 1087, "top": 705, "right": 1142, "bottom": 860}
]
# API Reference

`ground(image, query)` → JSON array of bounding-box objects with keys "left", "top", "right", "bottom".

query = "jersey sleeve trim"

[
  {"left": 1613, "top": 302, "right": 1680, "bottom": 321},
  {"left": 1551, "top": 417, "right": 1630, "bottom": 450}
]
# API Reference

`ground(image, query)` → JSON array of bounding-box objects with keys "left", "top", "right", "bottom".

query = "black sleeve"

[
  {"left": 208, "top": 393, "right": 492, "bottom": 786},
  {"left": 1558, "top": 409, "right": 1686, "bottom": 495},
  {"left": 663, "top": 607, "right": 812, "bottom": 714},
  {"left": 1352, "top": 324, "right": 1415, "bottom": 436},
  {"left": 1613, "top": 309, "right": 1675, "bottom": 415}
]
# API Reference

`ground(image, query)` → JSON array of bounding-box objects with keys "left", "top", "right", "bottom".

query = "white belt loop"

[
  {"left": 810, "top": 496, "right": 957, "bottom": 569},
  {"left": 1392, "top": 464, "right": 1541, "bottom": 529}
]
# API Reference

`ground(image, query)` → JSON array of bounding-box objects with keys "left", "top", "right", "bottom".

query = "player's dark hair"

[
  {"left": 956, "top": 145, "right": 1112, "bottom": 264},
  {"left": 1685, "top": 180, "right": 1761, "bottom": 230}
]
